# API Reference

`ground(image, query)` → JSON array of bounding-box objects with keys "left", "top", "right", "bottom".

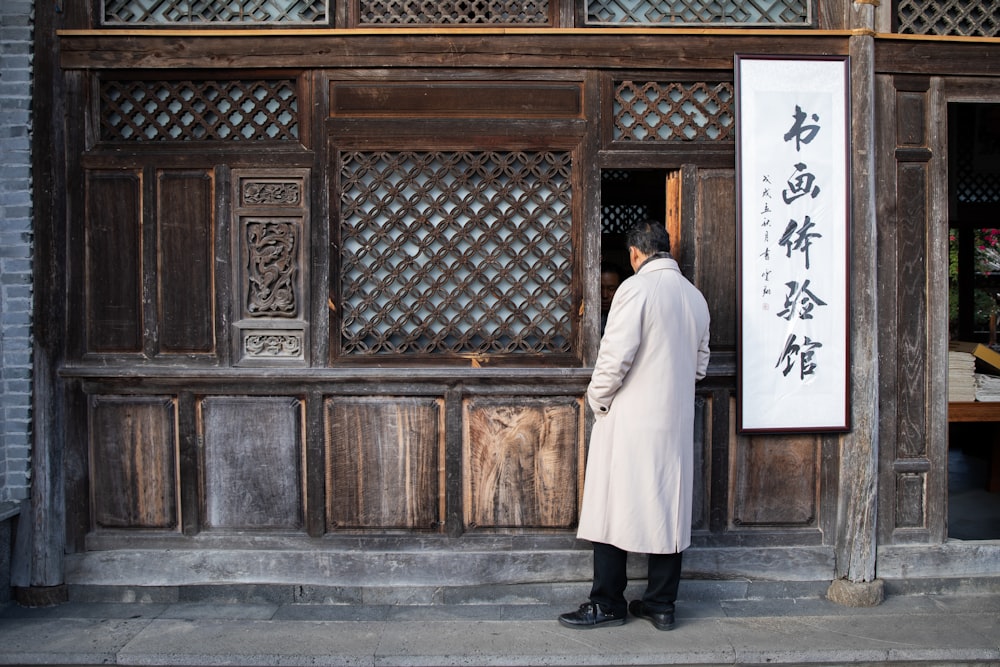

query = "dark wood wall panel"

[
  {"left": 730, "top": 433, "right": 819, "bottom": 527},
  {"left": 877, "top": 74, "right": 937, "bottom": 544},
  {"left": 199, "top": 396, "right": 304, "bottom": 529},
  {"left": 895, "top": 161, "right": 929, "bottom": 461},
  {"left": 330, "top": 81, "right": 583, "bottom": 118},
  {"left": 463, "top": 398, "right": 582, "bottom": 529},
  {"left": 691, "top": 395, "right": 711, "bottom": 532},
  {"left": 85, "top": 171, "right": 142, "bottom": 353},
  {"left": 90, "top": 396, "right": 178, "bottom": 529},
  {"left": 896, "top": 91, "right": 927, "bottom": 146},
  {"left": 896, "top": 473, "right": 926, "bottom": 528},
  {"left": 326, "top": 397, "right": 444, "bottom": 530},
  {"left": 694, "top": 168, "right": 737, "bottom": 349},
  {"left": 157, "top": 170, "right": 215, "bottom": 354}
]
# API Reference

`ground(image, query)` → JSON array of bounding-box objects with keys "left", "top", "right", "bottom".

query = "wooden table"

[{"left": 948, "top": 402, "right": 1000, "bottom": 492}]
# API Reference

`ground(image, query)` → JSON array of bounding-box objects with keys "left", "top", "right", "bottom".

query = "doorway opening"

[
  {"left": 599, "top": 168, "right": 679, "bottom": 331},
  {"left": 946, "top": 102, "right": 1000, "bottom": 540}
]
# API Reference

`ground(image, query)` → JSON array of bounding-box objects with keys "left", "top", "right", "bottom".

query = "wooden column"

[
  {"left": 828, "top": 31, "right": 884, "bottom": 607},
  {"left": 11, "top": 0, "right": 72, "bottom": 604}
]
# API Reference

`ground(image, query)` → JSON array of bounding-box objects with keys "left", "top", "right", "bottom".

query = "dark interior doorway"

[
  {"left": 599, "top": 169, "right": 673, "bottom": 333},
  {"left": 947, "top": 102, "right": 1000, "bottom": 540}
]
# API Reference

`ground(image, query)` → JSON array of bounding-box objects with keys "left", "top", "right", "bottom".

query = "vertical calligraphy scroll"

[{"left": 736, "top": 55, "right": 851, "bottom": 432}]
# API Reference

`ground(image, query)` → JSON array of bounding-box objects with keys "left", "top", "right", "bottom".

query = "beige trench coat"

[{"left": 577, "top": 256, "right": 710, "bottom": 554}]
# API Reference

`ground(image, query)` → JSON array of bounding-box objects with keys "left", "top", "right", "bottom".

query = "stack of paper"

[
  {"left": 949, "top": 349, "right": 977, "bottom": 402},
  {"left": 976, "top": 373, "right": 1000, "bottom": 401}
]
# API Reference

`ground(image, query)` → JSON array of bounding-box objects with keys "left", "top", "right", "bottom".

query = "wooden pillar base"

[
  {"left": 14, "top": 584, "right": 68, "bottom": 608},
  {"left": 826, "top": 577, "right": 884, "bottom": 607}
]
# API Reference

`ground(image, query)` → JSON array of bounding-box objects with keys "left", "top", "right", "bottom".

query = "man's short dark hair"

[{"left": 625, "top": 220, "right": 671, "bottom": 255}]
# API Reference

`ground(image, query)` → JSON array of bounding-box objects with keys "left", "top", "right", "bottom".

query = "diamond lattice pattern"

[
  {"left": 103, "top": 0, "right": 328, "bottom": 23},
  {"left": 360, "top": 0, "right": 549, "bottom": 23},
  {"left": 587, "top": 0, "right": 809, "bottom": 25},
  {"left": 100, "top": 79, "right": 299, "bottom": 141},
  {"left": 614, "top": 81, "right": 734, "bottom": 142},
  {"left": 897, "top": 0, "right": 999, "bottom": 36},
  {"left": 338, "top": 151, "right": 574, "bottom": 357}
]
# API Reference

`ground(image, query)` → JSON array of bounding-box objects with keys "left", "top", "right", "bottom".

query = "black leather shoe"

[
  {"left": 558, "top": 602, "right": 626, "bottom": 629},
  {"left": 629, "top": 600, "right": 675, "bottom": 630}
]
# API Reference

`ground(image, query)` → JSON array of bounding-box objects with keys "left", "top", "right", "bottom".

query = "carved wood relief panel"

[
  {"left": 90, "top": 396, "right": 179, "bottom": 530},
  {"left": 232, "top": 169, "right": 310, "bottom": 366},
  {"left": 463, "top": 397, "right": 583, "bottom": 529}
]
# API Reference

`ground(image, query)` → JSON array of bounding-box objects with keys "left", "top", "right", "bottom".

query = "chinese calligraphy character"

[
  {"left": 783, "top": 105, "right": 821, "bottom": 151},
  {"left": 778, "top": 215, "right": 821, "bottom": 269},
  {"left": 777, "top": 279, "right": 827, "bottom": 321},
  {"left": 775, "top": 333, "right": 823, "bottom": 379},
  {"left": 782, "top": 162, "right": 821, "bottom": 204}
]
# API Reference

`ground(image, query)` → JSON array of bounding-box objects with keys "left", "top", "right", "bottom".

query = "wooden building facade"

[{"left": 17, "top": 0, "right": 1000, "bottom": 600}]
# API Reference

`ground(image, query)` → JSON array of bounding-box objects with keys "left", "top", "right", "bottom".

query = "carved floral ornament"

[
  {"left": 243, "top": 181, "right": 301, "bottom": 206},
  {"left": 244, "top": 332, "right": 303, "bottom": 357}
]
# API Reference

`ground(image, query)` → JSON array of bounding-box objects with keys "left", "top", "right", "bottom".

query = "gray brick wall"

[{"left": 0, "top": 1, "right": 34, "bottom": 504}]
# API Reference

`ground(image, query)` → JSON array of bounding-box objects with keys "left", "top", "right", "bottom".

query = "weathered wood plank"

[
  {"left": 730, "top": 434, "right": 819, "bottom": 527},
  {"left": 199, "top": 396, "right": 305, "bottom": 529},
  {"left": 90, "top": 396, "right": 178, "bottom": 529},
  {"left": 326, "top": 397, "right": 444, "bottom": 530},
  {"left": 85, "top": 170, "right": 143, "bottom": 353},
  {"left": 463, "top": 397, "right": 582, "bottom": 529},
  {"left": 876, "top": 38, "right": 1000, "bottom": 78},
  {"left": 330, "top": 81, "right": 583, "bottom": 118},
  {"left": 896, "top": 160, "right": 929, "bottom": 460},
  {"left": 693, "top": 168, "right": 737, "bottom": 350},
  {"left": 157, "top": 169, "right": 215, "bottom": 354},
  {"left": 59, "top": 32, "right": 851, "bottom": 71}
]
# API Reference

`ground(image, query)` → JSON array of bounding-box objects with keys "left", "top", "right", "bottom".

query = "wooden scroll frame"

[{"left": 736, "top": 55, "right": 851, "bottom": 433}]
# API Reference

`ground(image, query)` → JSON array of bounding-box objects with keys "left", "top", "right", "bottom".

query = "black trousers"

[{"left": 588, "top": 541, "right": 682, "bottom": 616}]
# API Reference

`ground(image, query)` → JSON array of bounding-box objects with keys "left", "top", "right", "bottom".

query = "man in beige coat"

[{"left": 559, "top": 221, "right": 710, "bottom": 631}]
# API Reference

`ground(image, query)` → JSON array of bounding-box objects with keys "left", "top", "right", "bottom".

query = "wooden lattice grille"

[
  {"left": 613, "top": 81, "right": 734, "bottom": 142},
  {"left": 587, "top": 0, "right": 810, "bottom": 26},
  {"left": 953, "top": 107, "right": 1000, "bottom": 204},
  {"left": 896, "top": 0, "right": 999, "bottom": 36},
  {"left": 602, "top": 203, "right": 653, "bottom": 234},
  {"left": 359, "top": 0, "right": 550, "bottom": 23},
  {"left": 102, "top": 0, "right": 328, "bottom": 24},
  {"left": 99, "top": 79, "right": 299, "bottom": 141},
  {"left": 338, "top": 151, "right": 574, "bottom": 358}
]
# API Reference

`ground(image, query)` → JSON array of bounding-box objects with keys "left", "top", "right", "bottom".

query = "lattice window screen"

[
  {"left": 896, "top": 0, "right": 999, "bottom": 36},
  {"left": 602, "top": 202, "right": 652, "bottom": 234},
  {"left": 359, "top": 0, "right": 550, "bottom": 23},
  {"left": 954, "top": 108, "right": 1000, "bottom": 204},
  {"left": 613, "top": 81, "right": 734, "bottom": 142},
  {"left": 587, "top": 0, "right": 810, "bottom": 26},
  {"left": 102, "top": 0, "right": 328, "bottom": 24},
  {"left": 338, "top": 151, "right": 574, "bottom": 357},
  {"left": 99, "top": 79, "right": 299, "bottom": 142}
]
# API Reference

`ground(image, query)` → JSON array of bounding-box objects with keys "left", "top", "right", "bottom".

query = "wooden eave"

[{"left": 58, "top": 28, "right": 857, "bottom": 71}]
